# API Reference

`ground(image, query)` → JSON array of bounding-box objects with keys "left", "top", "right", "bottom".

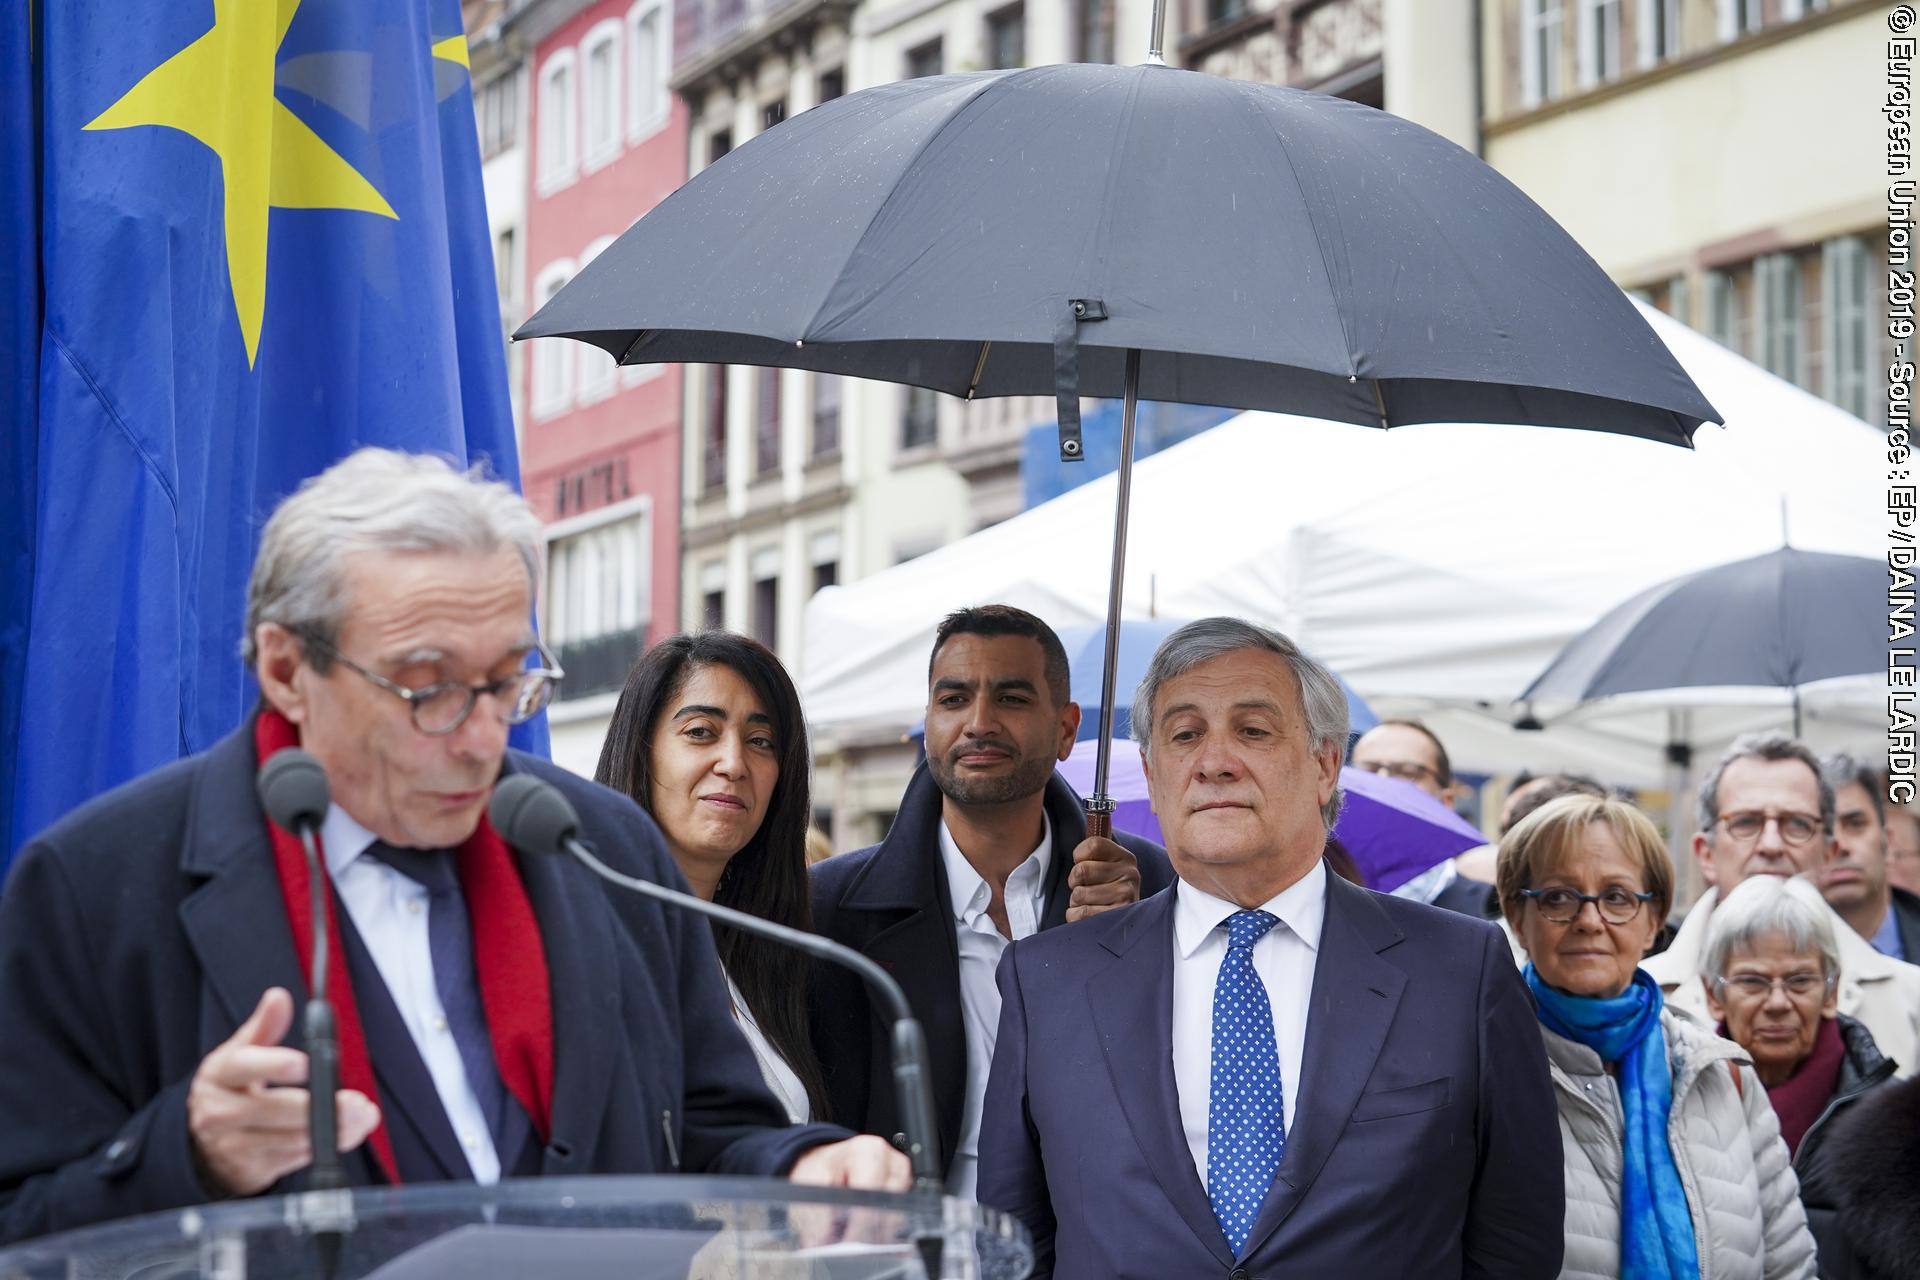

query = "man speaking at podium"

[{"left": 0, "top": 450, "right": 904, "bottom": 1245}]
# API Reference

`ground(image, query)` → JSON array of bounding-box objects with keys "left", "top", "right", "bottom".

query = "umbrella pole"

[{"left": 1088, "top": 349, "right": 1143, "bottom": 839}]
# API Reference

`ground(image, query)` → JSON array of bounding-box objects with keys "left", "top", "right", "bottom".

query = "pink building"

[{"left": 512, "top": 0, "right": 688, "bottom": 771}]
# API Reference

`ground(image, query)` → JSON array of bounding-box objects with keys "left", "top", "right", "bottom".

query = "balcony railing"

[
  {"left": 675, "top": 0, "right": 816, "bottom": 74},
  {"left": 554, "top": 627, "right": 650, "bottom": 702}
]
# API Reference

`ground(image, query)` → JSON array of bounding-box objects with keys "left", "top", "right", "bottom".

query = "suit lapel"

[
  {"left": 1240, "top": 875, "right": 1406, "bottom": 1258},
  {"left": 1087, "top": 891, "right": 1235, "bottom": 1268},
  {"left": 177, "top": 727, "right": 310, "bottom": 1034},
  {"left": 1039, "top": 773, "right": 1088, "bottom": 931},
  {"left": 512, "top": 818, "right": 617, "bottom": 1171}
]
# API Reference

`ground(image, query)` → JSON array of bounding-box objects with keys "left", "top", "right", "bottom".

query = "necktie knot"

[
  {"left": 365, "top": 841, "right": 461, "bottom": 898},
  {"left": 1225, "top": 908, "right": 1278, "bottom": 952}
]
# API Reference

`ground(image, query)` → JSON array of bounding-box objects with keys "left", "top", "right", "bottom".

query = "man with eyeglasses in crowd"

[
  {"left": 0, "top": 449, "right": 903, "bottom": 1246},
  {"left": 1642, "top": 733, "right": 1920, "bottom": 1075},
  {"left": 1347, "top": 719, "right": 1500, "bottom": 918}
]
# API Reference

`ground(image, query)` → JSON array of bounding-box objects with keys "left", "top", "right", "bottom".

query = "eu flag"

[{"left": 2, "top": 0, "right": 544, "bottom": 868}]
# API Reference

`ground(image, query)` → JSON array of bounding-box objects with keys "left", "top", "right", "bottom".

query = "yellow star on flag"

[{"left": 85, "top": 0, "right": 397, "bottom": 367}]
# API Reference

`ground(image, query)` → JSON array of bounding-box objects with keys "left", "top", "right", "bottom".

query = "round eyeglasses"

[
  {"left": 1712, "top": 971, "right": 1835, "bottom": 1001},
  {"left": 300, "top": 634, "right": 564, "bottom": 735},
  {"left": 1519, "top": 886, "right": 1655, "bottom": 926}
]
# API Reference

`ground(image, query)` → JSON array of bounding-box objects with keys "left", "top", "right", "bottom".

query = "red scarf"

[
  {"left": 1720, "top": 1014, "right": 1845, "bottom": 1158},
  {"left": 254, "top": 711, "right": 555, "bottom": 1182}
]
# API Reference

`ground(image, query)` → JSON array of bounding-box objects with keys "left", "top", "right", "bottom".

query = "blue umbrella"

[{"left": 1060, "top": 620, "right": 1377, "bottom": 743}]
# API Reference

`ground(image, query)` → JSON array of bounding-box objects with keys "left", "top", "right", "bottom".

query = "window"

[
  {"left": 762, "top": 98, "right": 787, "bottom": 131},
  {"left": 493, "top": 228, "right": 515, "bottom": 305},
  {"left": 902, "top": 385, "right": 938, "bottom": 450},
  {"left": 906, "top": 38, "right": 944, "bottom": 80},
  {"left": 537, "top": 50, "right": 578, "bottom": 189},
  {"left": 752, "top": 575, "right": 779, "bottom": 651},
  {"left": 1705, "top": 268, "right": 1742, "bottom": 354},
  {"left": 546, "top": 502, "right": 652, "bottom": 700},
  {"left": 576, "top": 237, "right": 618, "bottom": 403},
  {"left": 1207, "top": 0, "right": 1246, "bottom": 29},
  {"left": 986, "top": 4, "right": 1025, "bottom": 69},
  {"left": 581, "top": 21, "right": 621, "bottom": 170},
  {"left": 478, "top": 70, "right": 520, "bottom": 159},
  {"left": 1522, "top": 1, "right": 1563, "bottom": 108},
  {"left": 627, "top": 0, "right": 670, "bottom": 141},
  {"left": 812, "top": 560, "right": 838, "bottom": 595},
  {"left": 1577, "top": 0, "right": 1620, "bottom": 87},
  {"left": 703, "top": 364, "right": 729, "bottom": 491},
  {"left": 812, "top": 373, "right": 842, "bottom": 457},
  {"left": 1824, "top": 237, "right": 1872, "bottom": 419},
  {"left": 532, "top": 260, "right": 575, "bottom": 417},
  {"left": 1718, "top": 0, "right": 1762, "bottom": 39},
  {"left": 1637, "top": 0, "right": 1679, "bottom": 66},
  {"left": 817, "top": 67, "right": 845, "bottom": 104},
  {"left": 709, "top": 129, "right": 732, "bottom": 166},
  {"left": 1755, "top": 252, "right": 1803, "bottom": 384},
  {"left": 702, "top": 588, "right": 726, "bottom": 630},
  {"left": 755, "top": 366, "right": 782, "bottom": 474},
  {"left": 1076, "top": 0, "right": 1113, "bottom": 63}
]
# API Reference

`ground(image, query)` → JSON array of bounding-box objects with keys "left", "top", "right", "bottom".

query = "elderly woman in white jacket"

[{"left": 1498, "top": 795, "right": 1816, "bottom": 1280}]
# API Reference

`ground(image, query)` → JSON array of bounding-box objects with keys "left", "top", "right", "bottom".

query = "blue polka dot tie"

[{"left": 1207, "top": 909, "right": 1285, "bottom": 1258}]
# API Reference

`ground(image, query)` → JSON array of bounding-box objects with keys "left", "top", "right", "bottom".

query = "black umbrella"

[
  {"left": 1519, "top": 547, "right": 1886, "bottom": 736},
  {"left": 517, "top": 54, "right": 1718, "bottom": 826}
]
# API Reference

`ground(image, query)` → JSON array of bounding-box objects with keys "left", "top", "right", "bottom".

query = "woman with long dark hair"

[{"left": 596, "top": 631, "right": 825, "bottom": 1122}]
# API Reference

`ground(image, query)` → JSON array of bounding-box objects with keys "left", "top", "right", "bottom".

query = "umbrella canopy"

[
  {"left": 1059, "top": 619, "right": 1377, "bottom": 741},
  {"left": 1056, "top": 739, "right": 1485, "bottom": 892},
  {"left": 1520, "top": 548, "right": 1887, "bottom": 738},
  {"left": 519, "top": 64, "right": 1715, "bottom": 444}
]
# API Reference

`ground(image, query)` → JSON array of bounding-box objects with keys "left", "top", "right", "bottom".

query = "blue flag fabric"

[{"left": 3, "top": 0, "right": 546, "bottom": 870}]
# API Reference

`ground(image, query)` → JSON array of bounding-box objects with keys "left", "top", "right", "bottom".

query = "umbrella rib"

[{"left": 1247, "top": 91, "right": 1362, "bottom": 378}]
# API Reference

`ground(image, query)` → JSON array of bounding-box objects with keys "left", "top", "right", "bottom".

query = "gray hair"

[
  {"left": 1821, "top": 753, "right": 1886, "bottom": 825},
  {"left": 243, "top": 449, "right": 542, "bottom": 668},
  {"left": 1698, "top": 873, "right": 1842, "bottom": 985},
  {"left": 1696, "top": 732, "right": 1835, "bottom": 840},
  {"left": 1129, "top": 617, "right": 1349, "bottom": 828}
]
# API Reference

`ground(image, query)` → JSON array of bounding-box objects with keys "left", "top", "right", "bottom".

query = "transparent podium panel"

[{"left": 0, "top": 1177, "right": 1033, "bottom": 1280}]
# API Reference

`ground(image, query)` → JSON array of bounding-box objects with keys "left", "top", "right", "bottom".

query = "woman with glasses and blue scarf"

[{"left": 1497, "top": 795, "right": 1816, "bottom": 1280}]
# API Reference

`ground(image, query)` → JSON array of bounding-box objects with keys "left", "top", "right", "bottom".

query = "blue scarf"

[{"left": 1526, "top": 965, "right": 1699, "bottom": 1280}]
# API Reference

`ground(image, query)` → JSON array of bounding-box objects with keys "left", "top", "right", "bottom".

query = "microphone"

[
  {"left": 256, "top": 750, "right": 347, "bottom": 1199},
  {"left": 489, "top": 774, "right": 947, "bottom": 1197}
]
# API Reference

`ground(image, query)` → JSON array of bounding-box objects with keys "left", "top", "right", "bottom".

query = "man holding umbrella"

[{"left": 809, "top": 605, "right": 1173, "bottom": 1195}]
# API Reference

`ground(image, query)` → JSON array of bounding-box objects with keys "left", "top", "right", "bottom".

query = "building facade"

[
  {"left": 513, "top": 0, "right": 692, "bottom": 776},
  {"left": 1480, "top": 0, "right": 1890, "bottom": 425}
]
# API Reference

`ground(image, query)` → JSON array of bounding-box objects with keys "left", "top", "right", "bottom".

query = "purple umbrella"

[{"left": 1056, "top": 738, "right": 1488, "bottom": 893}]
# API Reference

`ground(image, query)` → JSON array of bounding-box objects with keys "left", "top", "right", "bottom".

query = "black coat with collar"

[
  {"left": 808, "top": 763, "right": 1172, "bottom": 1175},
  {"left": 1888, "top": 886, "right": 1920, "bottom": 963},
  {"left": 0, "top": 724, "right": 846, "bottom": 1246}
]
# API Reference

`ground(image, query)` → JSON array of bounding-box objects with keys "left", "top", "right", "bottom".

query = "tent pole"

[{"left": 1088, "top": 350, "right": 1143, "bottom": 838}]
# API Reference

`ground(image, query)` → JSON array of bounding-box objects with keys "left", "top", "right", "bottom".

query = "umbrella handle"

[{"left": 1086, "top": 796, "right": 1113, "bottom": 841}]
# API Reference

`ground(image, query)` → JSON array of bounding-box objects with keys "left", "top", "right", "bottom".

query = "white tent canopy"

[{"left": 801, "top": 303, "right": 1886, "bottom": 786}]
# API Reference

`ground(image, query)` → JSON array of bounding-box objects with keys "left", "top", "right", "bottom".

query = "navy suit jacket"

[
  {"left": 809, "top": 763, "right": 1173, "bottom": 1176},
  {"left": 979, "top": 873, "right": 1564, "bottom": 1279},
  {"left": 0, "top": 724, "right": 846, "bottom": 1245}
]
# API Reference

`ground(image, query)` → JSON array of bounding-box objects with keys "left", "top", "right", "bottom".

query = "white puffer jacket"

[{"left": 1543, "top": 1008, "right": 1817, "bottom": 1280}]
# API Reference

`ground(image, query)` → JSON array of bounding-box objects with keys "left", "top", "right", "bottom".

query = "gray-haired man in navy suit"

[{"left": 979, "top": 618, "right": 1563, "bottom": 1279}]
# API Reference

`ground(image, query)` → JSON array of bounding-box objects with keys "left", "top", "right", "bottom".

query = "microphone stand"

[
  {"left": 295, "top": 820, "right": 349, "bottom": 1279},
  {"left": 553, "top": 834, "right": 949, "bottom": 1276}
]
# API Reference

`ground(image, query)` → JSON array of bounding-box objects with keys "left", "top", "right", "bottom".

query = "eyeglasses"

[
  {"left": 1350, "top": 759, "right": 1443, "bottom": 787},
  {"left": 1519, "top": 886, "right": 1656, "bottom": 925},
  {"left": 300, "top": 634, "right": 564, "bottom": 735},
  {"left": 1715, "top": 811, "right": 1823, "bottom": 846},
  {"left": 1712, "top": 972, "right": 1835, "bottom": 1001}
]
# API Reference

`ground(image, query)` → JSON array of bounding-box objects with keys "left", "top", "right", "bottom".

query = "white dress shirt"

[
  {"left": 939, "top": 811, "right": 1052, "bottom": 1199},
  {"left": 1171, "top": 860, "right": 1326, "bottom": 1188},
  {"left": 320, "top": 806, "right": 502, "bottom": 1184},
  {"left": 725, "top": 971, "right": 811, "bottom": 1124}
]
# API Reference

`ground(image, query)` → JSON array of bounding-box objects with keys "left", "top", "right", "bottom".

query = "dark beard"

[{"left": 928, "top": 747, "right": 1055, "bottom": 808}]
